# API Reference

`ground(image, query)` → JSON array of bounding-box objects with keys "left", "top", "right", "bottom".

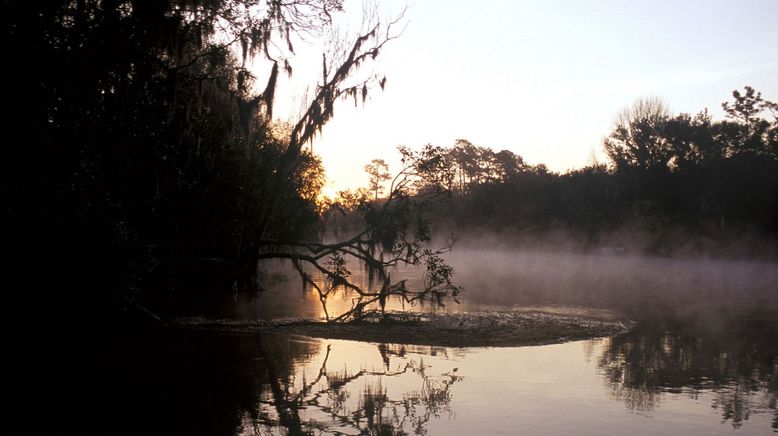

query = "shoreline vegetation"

[{"left": 168, "top": 310, "right": 636, "bottom": 348}]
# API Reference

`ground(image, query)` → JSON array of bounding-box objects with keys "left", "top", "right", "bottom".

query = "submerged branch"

[{"left": 254, "top": 146, "right": 463, "bottom": 322}]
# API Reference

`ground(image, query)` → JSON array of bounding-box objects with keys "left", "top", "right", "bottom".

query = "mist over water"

[
  {"left": 182, "top": 237, "right": 778, "bottom": 328},
  {"left": 445, "top": 244, "right": 778, "bottom": 320}
]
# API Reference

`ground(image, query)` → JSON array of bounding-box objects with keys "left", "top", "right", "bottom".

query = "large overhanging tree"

[{"left": 5, "top": 0, "right": 461, "bottom": 322}]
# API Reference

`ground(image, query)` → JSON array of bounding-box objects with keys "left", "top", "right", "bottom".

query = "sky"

[{"left": 269, "top": 0, "right": 778, "bottom": 197}]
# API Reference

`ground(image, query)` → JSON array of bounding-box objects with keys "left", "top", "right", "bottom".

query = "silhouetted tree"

[
  {"left": 364, "top": 158, "right": 391, "bottom": 200},
  {"left": 604, "top": 97, "right": 673, "bottom": 171},
  {"left": 721, "top": 86, "right": 778, "bottom": 156},
  {"left": 722, "top": 86, "right": 778, "bottom": 129},
  {"left": 493, "top": 149, "right": 527, "bottom": 182}
]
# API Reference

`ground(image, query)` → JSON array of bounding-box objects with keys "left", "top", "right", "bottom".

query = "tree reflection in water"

[
  {"left": 597, "top": 310, "right": 778, "bottom": 430},
  {"left": 253, "top": 340, "right": 462, "bottom": 435},
  {"left": 108, "top": 329, "right": 460, "bottom": 435}
]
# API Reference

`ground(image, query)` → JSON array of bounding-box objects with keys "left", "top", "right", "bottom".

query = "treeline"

[{"left": 415, "top": 88, "right": 778, "bottom": 256}]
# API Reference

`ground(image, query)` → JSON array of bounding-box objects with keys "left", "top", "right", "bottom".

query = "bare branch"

[
  {"left": 282, "top": 7, "right": 406, "bottom": 172},
  {"left": 254, "top": 145, "right": 462, "bottom": 322}
]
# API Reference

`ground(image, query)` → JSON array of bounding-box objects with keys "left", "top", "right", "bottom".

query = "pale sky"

[{"left": 270, "top": 0, "right": 778, "bottom": 197}]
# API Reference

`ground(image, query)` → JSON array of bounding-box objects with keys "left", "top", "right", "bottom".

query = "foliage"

[
  {"left": 262, "top": 145, "right": 464, "bottom": 321},
  {"left": 4, "top": 0, "right": 404, "bottom": 324}
]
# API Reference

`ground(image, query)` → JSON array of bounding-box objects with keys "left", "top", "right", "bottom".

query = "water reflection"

[
  {"left": 256, "top": 341, "right": 462, "bottom": 435},
  {"left": 597, "top": 311, "right": 778, "bottom": 429},
  {"left": 108, "top": 324, "right": 778, "bottom": 434},
  {"left": 109, "top": 330, "right": 461, "bottom": 435}
]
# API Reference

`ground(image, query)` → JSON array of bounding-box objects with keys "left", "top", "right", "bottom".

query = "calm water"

[{"left": 141, "top": 249, "right": 777, "bottom": 434}]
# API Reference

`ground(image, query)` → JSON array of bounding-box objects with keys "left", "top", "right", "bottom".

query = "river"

[{"left": 121, "top": 249, "right": 778, "bottom": 434}]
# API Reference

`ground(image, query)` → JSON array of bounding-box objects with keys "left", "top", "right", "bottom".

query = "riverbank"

[{"left": 169, "top": 310, "right": 635, "bottom": 347}]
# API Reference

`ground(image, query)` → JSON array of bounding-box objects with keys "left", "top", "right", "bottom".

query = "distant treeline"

[
  {"left": 327, "top": 88, "right": 778, "bottom": 257},
  {"left": 414, "top": 89, "right": 778, "bottom": 256}
]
